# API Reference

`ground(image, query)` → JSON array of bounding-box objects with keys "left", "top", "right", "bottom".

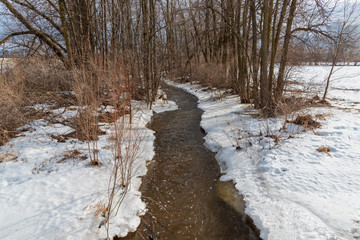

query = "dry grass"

[
  {"left": 70, "top": 58, "right": 134, "bottom": 166},
  {"left": 274, "top": 96, "right": 308, "bottom": 130},
  {"left": 4, "top": 57, "right": 72, "bottom": 102},
  {"left": 316, "top": 146, "right": 331, "bottom": 155},
  {"left": 0, "top": 150, "right": 18, "bottom": 163},
  {"left": 0, "top": 57, "right": 73, "bottom": 146},
  {"left": 169, "top": 63, "right": 237, "bottom": 91},
  {"left": 89, "top": 200, "right": 108, "bottom": 218},
  {"left": 188, "top": 63, "right": 231, "bottom": 89},
  {"left": 57, "top": 150, "right": 86, "bottom": 163},
  {"left": 315, "top": 113, "right": 331, "bottom": 120},
  {"left": 289, "top": 115, "right": 322, "bottom": 129},
  {"left": 0, "top": 75, "right": 27, "bottom": 145},
  {"left": 276, "top": 96, "right": 307, "bottom": 114}
]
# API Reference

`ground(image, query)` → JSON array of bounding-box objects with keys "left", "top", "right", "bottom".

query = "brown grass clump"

[
  {"left": 57, "top": 150, "right": 87, "bottom": 163},
  {"left": 316, "top": 146, "right": 331, "bottom": 155},
  {"left": 312, "top": 95, "right": 321, "bottom": 101},
  {"left": 315, "top": 113, "right": 330, "bottom": 120},
  {"left": 0, "top": 151, "right": 18, "bottom": 163},
  {"left": 307, "top": 96, "right": 331, "bottom": 107},
  {"left": 289, "top": 115, "right": 321, "bottom": 129},
  {"left": 85, "top": 200, "right": 108, "bottom": 218},
  {"left": 278, "top": 96, "right": 307, "bottom": 114}
]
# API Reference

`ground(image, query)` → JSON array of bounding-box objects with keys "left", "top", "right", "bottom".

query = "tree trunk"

[
  {"left": 259, "top": 0, "right": 271, "bottom": 112},
  {"left": 275, "top": 0, "right": 297, "bottom": 100},
  {"left": 59, "top": 0, "right": 73, "bottom": 67}
]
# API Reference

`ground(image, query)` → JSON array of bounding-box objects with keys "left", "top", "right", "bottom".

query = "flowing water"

[{"left": 120, "top": 85, "right": 259, "bottom": 240}]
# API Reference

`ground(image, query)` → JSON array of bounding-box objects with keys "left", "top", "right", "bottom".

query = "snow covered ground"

[
  {"left": 166, "top": 65, "right": 360, "bottom": 240},
  {"left": 0, "top": 93, "right": 177, "bottom": 239},
  {"left": 1, "top": 64, "right": 359, "bottom": 240}
]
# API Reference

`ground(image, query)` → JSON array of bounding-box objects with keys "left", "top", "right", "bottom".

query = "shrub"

[
  {"left": 0, "top": 57, "right": 73, "bottom": 145},
  {"left": 189, "top": 63, "right": 231, "bottom": 89}
]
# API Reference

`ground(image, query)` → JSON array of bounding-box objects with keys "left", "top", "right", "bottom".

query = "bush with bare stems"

[{"left": 0, "top": 57, "right": 72, "bottom": 145}]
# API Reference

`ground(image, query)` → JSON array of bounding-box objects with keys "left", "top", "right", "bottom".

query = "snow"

[
  {"left": 1, "top": 64, "right": 359, "bottom": 239},
  {"left": 288, "top": 65, "right": 360, "bottom": 109},
  {"left": 152, "top": 89, "right": 178, "bottom": 113},
  {"left": 166, "top": 65, "right": 360, "bottom": 240},
  {"left": 0, "top": 94, "right": 177, "bottom": 239}
]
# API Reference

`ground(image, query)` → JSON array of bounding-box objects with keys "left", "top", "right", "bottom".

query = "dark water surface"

[{"left": 120, "top": 85, "right": 259, "bottom": 240}]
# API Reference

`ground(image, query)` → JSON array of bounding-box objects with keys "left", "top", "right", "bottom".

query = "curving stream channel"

[{"left": 121, "top": 85, "right": 260, "bottom": 240}]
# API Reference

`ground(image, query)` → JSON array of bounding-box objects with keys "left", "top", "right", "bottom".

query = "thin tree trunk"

[
  {"left": 275, "top": 0, "right": 297, "bottom": 100},
  {"left": 250, "top": 0, "right": 259, "bottom": 108}
]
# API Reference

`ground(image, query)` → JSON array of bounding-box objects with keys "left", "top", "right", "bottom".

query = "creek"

[{"left": 121, "top": 85, "right": 259, "bottom": 240}]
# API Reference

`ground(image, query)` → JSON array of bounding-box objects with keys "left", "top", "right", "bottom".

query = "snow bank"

[
  {"left": 166, "top": 66, "right": 360, "bottom": 240},
  {"left": 0, "top": 97, "right": 177, "bottom": 239}
]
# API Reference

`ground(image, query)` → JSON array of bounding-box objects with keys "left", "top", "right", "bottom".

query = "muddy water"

[{"left": 121, "top": 86, "right": 259, "bottom": 240}]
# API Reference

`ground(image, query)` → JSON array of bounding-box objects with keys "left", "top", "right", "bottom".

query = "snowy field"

[
  {"left": 166, "top": 65, "right": 360, "bottom": 240},
  {"left": 288, "top": 65, "right": 360, "bottom": 109},
  {"left": 0, "top": 93, "right": 177, "bottom": 239}
]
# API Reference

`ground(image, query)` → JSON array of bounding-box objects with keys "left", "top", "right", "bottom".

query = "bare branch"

[
  {"left": 292, "top": 27, "right": 335, "bottom": 42},
  {"left": 0, "top": 31, "right": 33, "bottom": 45},
  {"left": 0, "top": 0, "right": 66, "bottom": 61},
  {"left": 12, "top": 0, "right": 63, "bottom": 35}
]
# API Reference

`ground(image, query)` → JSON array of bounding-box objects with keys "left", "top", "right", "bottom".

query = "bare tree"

[{"left": 322, "top": 0, "right": 360, "bottom": 101}]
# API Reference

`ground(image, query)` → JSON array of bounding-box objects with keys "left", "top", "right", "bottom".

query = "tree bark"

[
  {"left": 259, "top": 0, "right": 271, "bottom": 112},
  {"left": 275, "top": 0, "right": 297, "bottom": 100}
]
